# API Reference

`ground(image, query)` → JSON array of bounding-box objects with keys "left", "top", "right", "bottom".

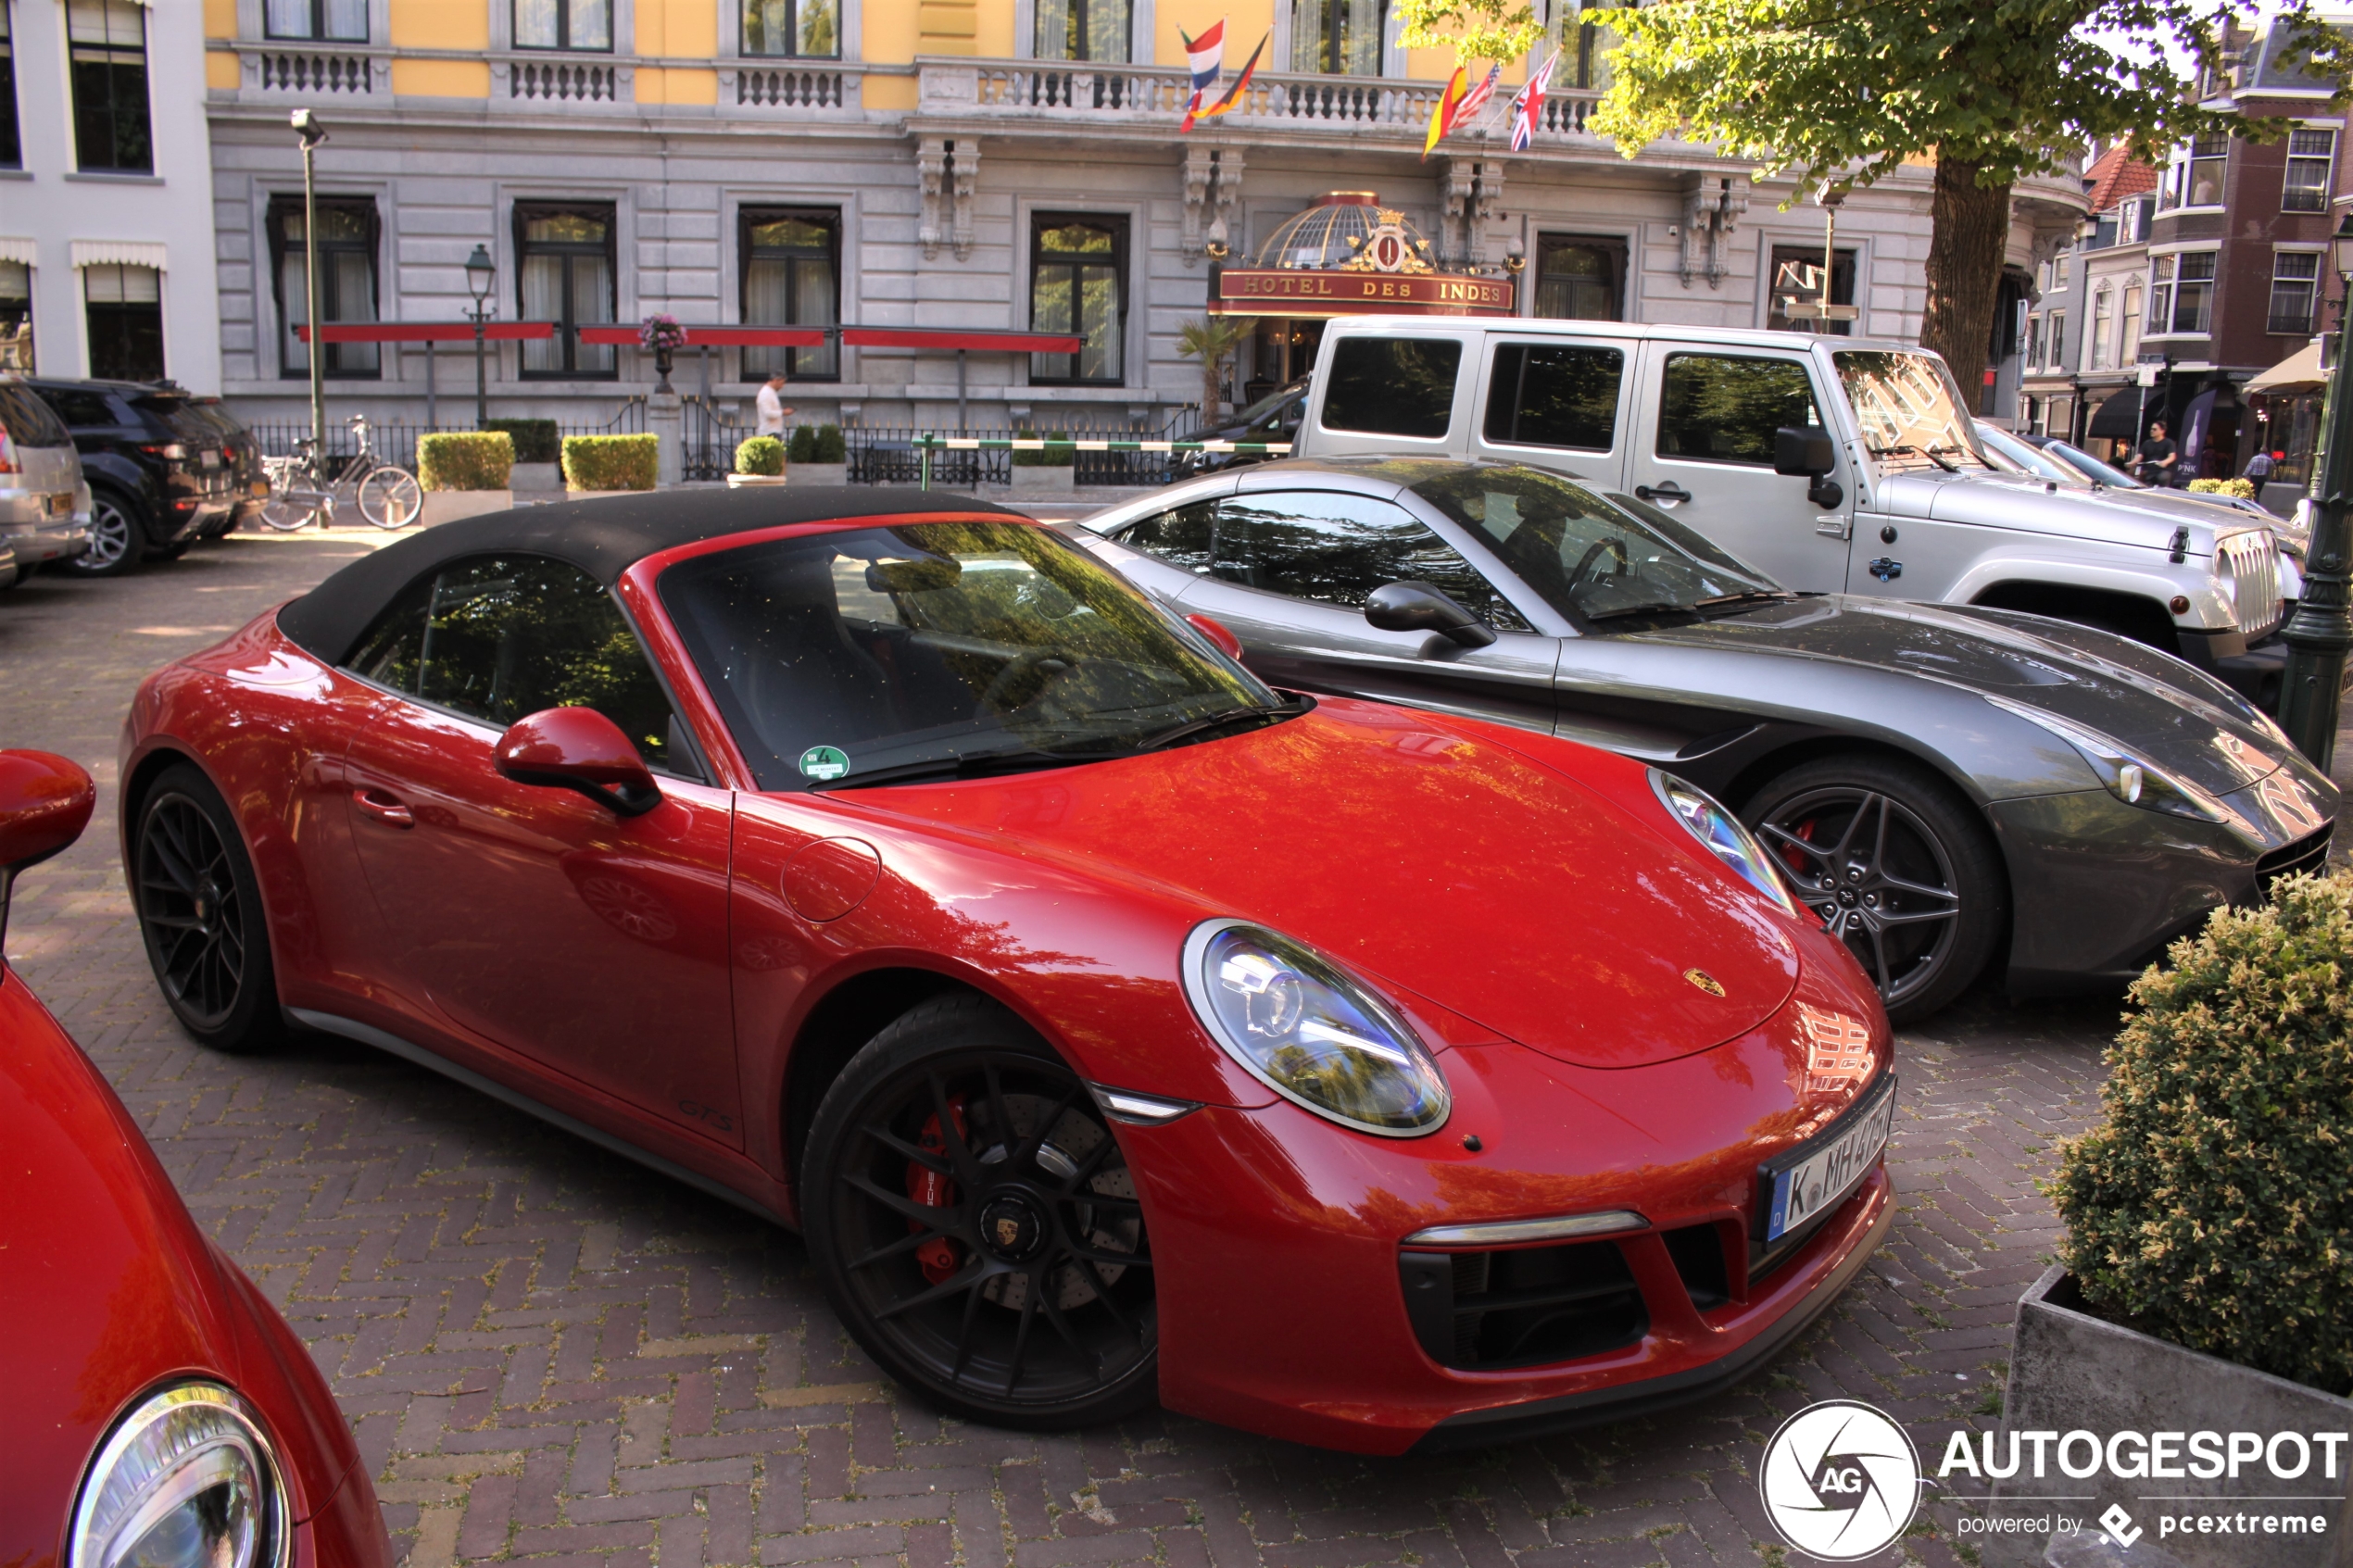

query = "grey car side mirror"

[
  {"left": 1365, "top": 581, "right": 1498, "bottom": 648},
  {"left": 1774, "top": 426, "right": 1844, "bottom": 511}
]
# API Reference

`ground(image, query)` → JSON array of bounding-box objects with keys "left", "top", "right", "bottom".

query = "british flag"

[{"left": 1508, "top": 50, "right": 1558, "bottom": 153}]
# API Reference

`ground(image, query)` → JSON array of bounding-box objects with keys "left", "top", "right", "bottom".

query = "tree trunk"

[{"left": 1919, "top": 159, "right": 2015, "bottom": 411}]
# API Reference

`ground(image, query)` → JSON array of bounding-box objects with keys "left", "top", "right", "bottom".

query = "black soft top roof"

[{"left": 275, "top": 485, "right": 1019, "bottom": 665}]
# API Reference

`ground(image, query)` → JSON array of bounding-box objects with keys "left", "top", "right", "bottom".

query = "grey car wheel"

[
  {"left": 1746, "top": 757, "right": 2006, "bottom": 1023},
  {"left": 68, "top": 490, "right": 145, "bottom": 577}
]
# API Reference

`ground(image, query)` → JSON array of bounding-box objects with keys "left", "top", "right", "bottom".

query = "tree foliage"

[
  {"left": 1176, "top": 316, "right": 1254, "bottom": 421},
  {"left": 1395, "top": 0, "right": 1544, "bottom": 64}
]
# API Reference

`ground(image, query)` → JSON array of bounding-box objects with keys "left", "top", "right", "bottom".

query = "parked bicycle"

[{"left": 260, "top": 414, "right": 421, "bottom": 531}]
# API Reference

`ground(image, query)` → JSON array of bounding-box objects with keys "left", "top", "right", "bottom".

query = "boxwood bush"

[
  {"left": 562, "top": 433, "right": 659, "bottom": 492},
  {"left": 417, "top": 432, "right": 513, "bottom": 492},
  {"left": 735, "top": 435, "right": 786, "bottom": 476},
  {"left": 2188, "top": 477, "right": 2259, "bottom": 501},
  {"left": 482, "top": 419, "right": 560, "bottom": 465},
  {"left": 786, "top": 424, "right": 818, "bottom": 463},
  {"left": 812, "top": 423, "right": 846, "bottom": 463},
  {"left": 1012, "top": 429, "right": 1074, "bottom": 468},
  {"left": 2051, "top": 872, "right": 2352, "bottom": 1395}
]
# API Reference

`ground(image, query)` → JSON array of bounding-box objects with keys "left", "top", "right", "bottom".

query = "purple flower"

[{"left": 639, "top": 313, "right": 688, "bottom": 350}]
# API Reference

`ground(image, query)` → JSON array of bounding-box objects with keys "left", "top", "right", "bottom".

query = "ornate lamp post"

[
  {"left": 463, "top": 245, "right": 497, "bottom": 430},
  {"left": 2277, "top": 211, "right": 2353, "bottom": 766},
  {"left": 290, "top": 109, "right": 328, "bottom": 465}
]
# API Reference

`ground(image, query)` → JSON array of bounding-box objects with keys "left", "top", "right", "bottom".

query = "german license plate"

[
  {"left": 250, "top": 480, "right": 271, "bottom": 497},
  {"left": 201, "top": 448, "right": 221, "bottom": 469},
  {"left": 1761, "top": 1073, "right": 1896, "bottom": 1243}
]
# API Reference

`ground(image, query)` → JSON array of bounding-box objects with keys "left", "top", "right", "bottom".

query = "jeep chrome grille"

[{"left": 2221, "top": 531, "right": 2283, "bottom": 638}]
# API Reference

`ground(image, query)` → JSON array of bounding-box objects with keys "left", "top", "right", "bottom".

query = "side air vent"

[
  {"left": 1400, "top": 1240, "right": 1649, "bottom": 1370},
  {"left": 1662, "top": 1223, "right": 1730, "bottom": 1311}
]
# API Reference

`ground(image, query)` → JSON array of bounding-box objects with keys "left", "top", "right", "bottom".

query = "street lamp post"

[
  {"left": 290, "top": 109, "right": 328, "bottom": 467},
  {"left": 464, "top": 245, "right": 497, "bottom": 430},
  {"left": 2276, "top": 212, "right": 2353, "bottom": 767}
]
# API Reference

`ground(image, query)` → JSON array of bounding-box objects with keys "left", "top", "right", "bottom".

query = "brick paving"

[{"left": 6, "top": 526, "right": 2293, "bottom": 1568}]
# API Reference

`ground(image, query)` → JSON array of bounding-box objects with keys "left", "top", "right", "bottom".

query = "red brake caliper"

[
  {"left": 909, "top": 1095, "right": 967, "bottom": 1285},
  {"left": 1780, "top": 817, "right": 1817, "bottom": 875}
]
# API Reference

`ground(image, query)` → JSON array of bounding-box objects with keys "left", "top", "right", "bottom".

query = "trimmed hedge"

[
  {"left": 483, "top": 418, "right": 560, "bottom": 465},
  {"left": 1012, "top": 429, "right": 1074, "bottom": 468},
  {"left": 562, "top": 433, "right": 659, "bottom": 492},
  {"left": 787, "top": 425, "right": 818, "bottom": 463},
  {"left": 2189, "top": 477, "right": 2259, "bottom": 500},
  {"left": 417, "top": 431, "right": 514, "bottom": 492},
  {"left": 2051, "top": 872, "right": 2353, "bottom": 1395},
  {"left": 788, "top": 423, "right": 846, "bottom": 464},
  {"left": 736, "top": 435, "right": 786, "bottom": 476}
]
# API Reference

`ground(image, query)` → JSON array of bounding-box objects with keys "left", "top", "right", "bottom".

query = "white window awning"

[
  {"left": 0, "top": 238, "right": 34, "bottom": 267},
  {"left": 70, "top": 240, "right": 169, "bottom": 270}
]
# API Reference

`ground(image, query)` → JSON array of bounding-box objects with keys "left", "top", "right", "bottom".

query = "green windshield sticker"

[{"left": 799, "top": 746, "right": 851, "bottom": 782}]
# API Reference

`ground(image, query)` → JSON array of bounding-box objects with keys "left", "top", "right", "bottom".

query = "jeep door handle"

[
  {"left": 352, "top": 787, "right": 414, "bottom": 828},
  {"left": 1633, "top": 481, "right": 1692, "bottom": 505}
]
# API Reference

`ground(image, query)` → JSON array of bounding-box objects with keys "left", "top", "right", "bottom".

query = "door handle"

[
  {"left": 1633, "top": 481, "right": 1692, "bottom": 505},
  {"left": 352, "top": 787, "right": 414, "bottom": 829}
]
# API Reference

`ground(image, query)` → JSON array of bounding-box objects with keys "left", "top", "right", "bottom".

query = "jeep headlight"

[
  {"left": 1985, "top": 695, "right": 2224, "bottom": 822},
  {"left": 1182, "top": 921, "right": 1450, "bottom": 1136},
  {"left": 1648, "top": 769, "right": 1799, "bottom": 917},
  {"left": 70, "top": 1383, "right": 287, "bottom": 1568}
]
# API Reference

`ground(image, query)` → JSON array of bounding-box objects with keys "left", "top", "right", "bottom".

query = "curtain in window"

[
  {"left": 516, "top": 0, "right": 608, "bottom": 49},
  {"left": 266, "top": 0, "right": 368, "bottom": 39},
  {"left": 1036, "top": 0, "right": 1130, "bottom": 61},
  {"left": 1534, "top": 241, "right": 1618, "bottom": 320},
  {"left": 67, "top": 0, "right": 149, "bottom": 172},
  {"left": 1032, "top": 222, "right": 1123, "bottom": 383},
  {"left": 520, "top": 252, "right": 564, "bottom": 371},
  {"left": 1291, "top": 0, "right": 1384, "bottom": 74}
]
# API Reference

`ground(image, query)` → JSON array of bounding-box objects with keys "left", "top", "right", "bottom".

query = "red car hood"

[{"left": 832, "top": 697, "right": 1799, "bottom": 1070}]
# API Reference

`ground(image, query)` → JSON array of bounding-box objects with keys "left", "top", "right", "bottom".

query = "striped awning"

[
  {"left": 70, "top": 240, "right": 170, "bottom": 270},
  {"left": 0, "top": 238, "right": 34, "bottom": 267}
]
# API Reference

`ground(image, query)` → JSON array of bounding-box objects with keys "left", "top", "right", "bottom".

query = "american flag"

[
  {"left": 1450, "top": 63, "right": 1502, "bottom": 134},
  {"left": 1508, "top": 51, "right": 1557, "bottom": 152}
]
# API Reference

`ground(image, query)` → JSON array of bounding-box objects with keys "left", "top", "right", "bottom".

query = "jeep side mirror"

[
  {"left": 1365, "top": 581, "right": 1498, "bottom": 648},
  {"left": 1774, "top": 427, "right": 1843, "bottom": 510}
]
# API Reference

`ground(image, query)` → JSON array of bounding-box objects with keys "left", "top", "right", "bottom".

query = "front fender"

[{"left": 1944, "top": 549, "right": 2231, "bottom": 633}]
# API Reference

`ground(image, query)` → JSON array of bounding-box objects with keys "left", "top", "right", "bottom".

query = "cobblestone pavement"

[{"left": 0, "top": 528, "right": 2313, "bottom": 1568}]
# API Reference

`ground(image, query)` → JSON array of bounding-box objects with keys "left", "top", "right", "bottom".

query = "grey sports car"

[{"left": 1063, "top": 458, "right": 2337, "bottom": 1021}]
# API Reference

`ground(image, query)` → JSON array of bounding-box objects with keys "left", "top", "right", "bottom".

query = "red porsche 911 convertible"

[
  {"left": 0, "top": 751, "right": 387, "bottom": 1567},
  {"left": 119, "top": 489, "right": 1894, "bottom": 1454}
]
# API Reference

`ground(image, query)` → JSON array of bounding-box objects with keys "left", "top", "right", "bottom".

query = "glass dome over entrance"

[{"left": 1255, "top": 193, "right": 1439, "bottom": 275}]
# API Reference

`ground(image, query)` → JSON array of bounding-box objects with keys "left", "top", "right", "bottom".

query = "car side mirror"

[
  {"left": 1184, "top": 612, "right": 1245, "bottom": 660},
  {"left": 1773, "top": 426, "right": 1844, "bottom": 511},
  {"left": 495, "top": 708, "right": 661, "bottom": 818},
  {"left": 1365, "top": 581, "right": 1498, "bottom": 649},
  {"left": 0, "top": 750, "right": 96, "bottom": 956}
]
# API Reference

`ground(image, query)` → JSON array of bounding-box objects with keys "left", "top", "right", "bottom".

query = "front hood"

[
  {"left": 840, "top": 698, "right": 1801, "bottom": 1071},
  {"left": 1877, "top": 470, "right": 2266, "bottom": 558},
  {"left": 1628, "top": 595, "right": 2308, "bottom": 800}
]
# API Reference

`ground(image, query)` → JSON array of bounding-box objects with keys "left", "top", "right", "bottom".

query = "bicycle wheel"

[
  {"left": 357, "top": 466, "right": 422, "bottom": 529},
  {"left": 259, "top": 494, "right": 319, "bottom": 532}
]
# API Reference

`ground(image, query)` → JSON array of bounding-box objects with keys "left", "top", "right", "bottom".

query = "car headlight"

[
  {"left": 1984, "top": 694, "right": 2224, "bottom": 822},
  {"left": 1181, "top": 921, "right": 1450, "bottom": 1136},
  {"left": 1648, "top": 769, "right": 1798, "bottom": 917},
  {"left": 70, "top": 1383, "right": 287, "bottom": 1568}
]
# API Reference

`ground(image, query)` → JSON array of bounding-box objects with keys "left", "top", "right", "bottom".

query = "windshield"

[
  {"left": 660, "top": 521, "right": 1281, "bottom": 790},
  {"left": 2043, "top": 439, "right": 2147, "bottom": 489},
  {"left": 1229, "top": 382, "right": 1307, "bottom": 430},
  {"left": 1974, "top": 422, "right": 2079, "bottom": 483},
  {"left": 1408, "top": 466, "right": 1783, "bottom": 625},
  {"left": 1835, "top": 351, "right": 1994, "bottom": 472}
]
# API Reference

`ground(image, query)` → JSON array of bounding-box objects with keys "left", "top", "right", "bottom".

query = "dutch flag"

[{"left": 1181, "top": 20, "right": 1225, "bottom": 132}]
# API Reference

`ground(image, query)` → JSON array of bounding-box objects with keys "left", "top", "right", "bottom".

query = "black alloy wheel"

[
  {"left": 1746, "top": 756, "right": 2006, "bottom": 1023},
  {"left": 67, "top": 490, "right": 145, "bottom": 577},
  {"left": 133, "top": 765, "right": 283, "bottom": 1053},
  {"left": 804, "top": 996, "right": 1157, "bottom": 1429}
]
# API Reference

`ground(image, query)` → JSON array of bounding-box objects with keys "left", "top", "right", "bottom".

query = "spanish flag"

[{"left": 1423, "top": 66, "right": 1468, "bottom": 158}]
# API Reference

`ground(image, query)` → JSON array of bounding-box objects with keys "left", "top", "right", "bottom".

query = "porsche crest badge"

[
  {"left": 1683, "top": 969, "right": 1726, "bottom": 997},
  {"left": 994, "top": 1216, "right": 1022, "bottom": 1248}
]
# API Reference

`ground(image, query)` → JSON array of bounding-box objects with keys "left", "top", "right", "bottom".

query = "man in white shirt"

[{"left": 755, "top": 372, "right": 794, "bottom": 437}]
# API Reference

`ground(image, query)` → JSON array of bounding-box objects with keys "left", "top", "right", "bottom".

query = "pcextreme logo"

[{"left": 1760, "top": 1399, "right": 1923, "bottom": 1561}]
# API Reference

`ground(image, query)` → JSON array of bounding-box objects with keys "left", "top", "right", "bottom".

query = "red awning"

[
  {"left": 296, "top": 321, "right": 555, "bottom": 343},
  {"left": 842, "top": 327, "right": 1083, "bottom": 353},
  {"left": 574, "top": 324, "right": 828, "bottom": 347}
]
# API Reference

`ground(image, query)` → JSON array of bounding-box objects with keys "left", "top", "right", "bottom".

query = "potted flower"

[
  {"left": 728, "top": 435, "right": 788, "bottom": 487},
  {"left": 415, "top": 431, "right": 514, "bottom": 525},
  {"left": 639, "top": 313, "right": 688, "bottom": 395},
  {"left": 1980, "top": 873, "right": 2351, "bottom": 1565},
  {"left": 1009, "top": 430, "right": 1075, "bottom": 496}
]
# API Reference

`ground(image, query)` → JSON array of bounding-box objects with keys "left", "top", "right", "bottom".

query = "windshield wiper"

[
  {"left": 809, "top": 748, "right": 1097, "bottom": 791},
  {"left": 1580, "top": 600, "right": 1701, "bottom": 621},
  {"left": 1927, "top": 443, "right": 1992, "bottom": 470},
  {"left": 1136, "top": 699, "right": 1307, "bottom": 752},
  {"left": 1867, "top": 443, "right": 1958, "bottom": 473},
  {"left": 1694, "top": 590, "right": 1792, "bottom": 609}
]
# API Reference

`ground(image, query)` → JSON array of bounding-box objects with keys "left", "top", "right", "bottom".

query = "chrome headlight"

[
  {"left": 1181, "top": 921, "right": 1450, "bottom": 1136},
  {"left": 1648, "top": 769, "right": 1798, "bottom": 917},
  {"left": 70, "top": 1383, "right": 287, "bottom": 1568},
  {"left": 1984, "top": 694, "right": 2225, "bottom": 822}
]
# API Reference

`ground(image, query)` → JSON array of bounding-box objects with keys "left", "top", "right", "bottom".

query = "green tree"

[
  {"left": 1177, "top": 316, "right": 1254, "bottom": 421},
  {"left": 1534, "top": 1, "right": 2344, "bottom": 384}
]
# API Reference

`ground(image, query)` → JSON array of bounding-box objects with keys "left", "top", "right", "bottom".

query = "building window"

[
  {"left": 2269, "top": 251, "right": 2322, "bottom": 336},
  {"left": 2120, "top": 282, "right": 2143, "bottom": 363},
  {"left": 2152, "top": 251, "right": 2216, "bottom": 333},
  {"left": 740, "top": 208, "right": 838, "bottom": 381},
  {"left": 2184, "top": 133, "right": 2229, "bottom": 207},
  {"left": 1766, "top": 244, "right": 1856, "bottom": 334},
  {"left": 269, "top": 196, "right": 380, "bottom": 380},
  {"left": 1555, "top": 0, "right": 1616, "bottom": 90},
  {"left": 266, "top": 0, "right": 369, "bottom": 40},
  {"left": 1030, "top": 216, "right": 1126, "bottom": 384},
  {"left": 1292, "top": 0, "right": 1385, "bottom": 74},
  {"left": 2284, "top": 128, "right": 2336, "bottom": 213},
  {"left": 514, "top": 0, "right": 610, "bottom": 50},
  {"left": 2047, "top": 310, "right": 2066, "bottom": 370},
  {"left": 742, "top": 0, "right": 838, "bottom": 56},
  {"left": 2118, "top": 198, "right": 2145, "bottom": 244},
  {"left": 1036, "top": 0, "right": 1128, "bottom": 60},
  {"left": 2090, "top": 287, "right": 2111, "bottom": 370},
  {"left": 68, "top": 0, "right": 150, "bottom": 174},
  {"left": 0, "top": 260, "right": 30, "bottom": 370},
  {"left": 0, "top": 2, "right": 20, "bottom": 170},
  {"left": 516, "top": 204, "right": 616, "bottom": 378},
  {"left": 2054, "top": 250, "right": 2070, "bottom": 288},
  {"left": 83, "top": 263, "right": 162, "bottom": 382},
  {"left": 1532, "top": 235, "right": 1622, "bottom": 320},
  {"left": 2025, "top": 313, "right": 2045, "bottom": 369}
]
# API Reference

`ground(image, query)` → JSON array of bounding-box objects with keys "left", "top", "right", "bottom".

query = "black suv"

[{"left": 26, "top": 379, "right": 265, "bottom": 577}]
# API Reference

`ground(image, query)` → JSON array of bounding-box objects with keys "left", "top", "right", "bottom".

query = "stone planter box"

[
  {"left": 563, "top": 488, "right": 652, "bottom": 502},
  {"left": 793, "top": 463, "right": 849, "bottom": 487},
  {"left": 1010, "top": 465, "right": 1076, "bottom": 496},
  {"left": 1982, "top": 1266, "right": 2350, "bottom": 1568},
  {"left": 419, "top": 489, "right": 512, "bottom": 526},
  {"left": 510, "top": 462, "right": 560, "bottom": 491},
  {"left": 724, "top": 472, "right": 790, "bottom": 488}
]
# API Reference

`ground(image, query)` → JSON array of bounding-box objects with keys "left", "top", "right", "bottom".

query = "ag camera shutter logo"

[{"left": 1760, "top": 1399, "right": 1922, "bottom": 1560}]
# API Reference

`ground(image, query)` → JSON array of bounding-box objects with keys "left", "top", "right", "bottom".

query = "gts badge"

[{"left": 677, "top": 1098, "right": 734, "bottom": 1133}]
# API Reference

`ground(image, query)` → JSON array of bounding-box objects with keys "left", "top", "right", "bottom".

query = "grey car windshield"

[
  {"left": 1836, "top": 350, "right": 1994, "bottom": 472},
  {"left": 2042, "top": 438, "right": 2148, "bottom": 489},
  {"left": 660, "top": 521, "right": 1279, "bottom": 791},
  {"left": 1407, "top": 468, "right": 1783, "bottom": 623}
]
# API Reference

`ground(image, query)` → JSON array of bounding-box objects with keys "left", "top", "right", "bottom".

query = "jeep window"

[
  {"left": 1834, "top": 350, "right": 1993, "bottom": 471},
  {"left": 1484, "top": 343, "right": 1623, "bottom": 452},
  {"left": 1321, "top": 337, "right": 1462, "bottom": 439},
  {"left": 1655, "top": 355, "right": 1819, "bottom": 466}
]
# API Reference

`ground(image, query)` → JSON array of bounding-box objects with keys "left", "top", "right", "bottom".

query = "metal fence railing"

[
  {"left": 249, "top": 399, "right": 649, "bottom": 477},
  {"left": 850, "top": 410, "right": 1198, "bottom": 489}
]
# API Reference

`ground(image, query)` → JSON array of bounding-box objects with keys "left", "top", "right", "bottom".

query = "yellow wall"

[
  {"left": 636, "top": 67, "right": 719, "bottom": 103},
  {"left": 863, "top": 73, "right": 919, "bottom": 108},
  {"left": 204, "top": 0, "right": 237, "bottom": 39},
  {"left": 389, "top": 0, "right": 490, "bottom": 50},
  {"left": 865, "top": 0, "right": 921, "bottom": 61},
  {"left": 206, "top": 51, "right": 242, "bottom": 89},
  {"left": 974, "top": 0, "right": 1015, "bottom": 56},
  {"left": 1155, "top": 0, "right": 1272, "bottom": 70},
  {"left": 917, "top": 0, "right": 977, "bottom": 56},
  {"left": 392, "top": 58, "right": 494, "bottom": 95},
  {"left": 636, "top": 0, "right": 719, "bottom": 57}
]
